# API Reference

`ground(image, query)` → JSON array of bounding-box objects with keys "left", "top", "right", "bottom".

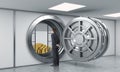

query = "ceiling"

[{"left": 0, "top": 0, "right": 120, "bottom": 20}]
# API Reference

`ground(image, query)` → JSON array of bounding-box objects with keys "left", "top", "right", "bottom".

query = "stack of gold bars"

[{"left": 33, "top": 43, "right": 51, "bottom": 54}]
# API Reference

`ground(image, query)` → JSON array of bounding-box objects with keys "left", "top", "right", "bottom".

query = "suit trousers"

[{"left": 53, "top": 46, "right": 59, "bottom": 66}]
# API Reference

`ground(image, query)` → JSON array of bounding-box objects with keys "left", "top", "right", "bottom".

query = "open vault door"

[
  {"left": 63, "top": 17, "right": 109, "bottom": 61},
  {"left": 27, "top": 15, "right": 109, "bottom": 63}
]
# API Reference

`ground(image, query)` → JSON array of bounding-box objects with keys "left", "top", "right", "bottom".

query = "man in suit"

[{"left": 51, "top": 28, "right": 60, "bottom": 66}]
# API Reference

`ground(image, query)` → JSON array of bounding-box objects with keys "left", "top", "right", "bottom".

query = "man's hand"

[{"left": 56, "top": 44, "right": 60, "bottom": 47}]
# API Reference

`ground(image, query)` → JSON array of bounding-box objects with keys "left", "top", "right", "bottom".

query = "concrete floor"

[{"left": 0, "top": 56, "right": 119, "bottom": 72}]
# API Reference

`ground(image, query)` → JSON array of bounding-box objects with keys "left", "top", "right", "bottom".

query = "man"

[{"left": 51, "top": 28, "right": 60, "bottom": 66}]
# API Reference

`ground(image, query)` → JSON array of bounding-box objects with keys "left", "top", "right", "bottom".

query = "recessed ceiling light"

[
  {"left": 104, "top": 13, "right": 120, "bottom": 17},
  {"left": 49, "top": 2, "right": 86, "bottom": 12}
]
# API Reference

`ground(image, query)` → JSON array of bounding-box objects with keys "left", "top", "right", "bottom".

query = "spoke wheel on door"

[{"left": 63, "top": 17, "right": 109, "bottom": 62}]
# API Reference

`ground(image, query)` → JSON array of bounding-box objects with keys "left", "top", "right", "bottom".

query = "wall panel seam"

[
  {"left": 13, "top": 10, "right": 16, "bottom": 68},
  {"left": 114, "top": 20, "right": 116, "bottom": 56}
]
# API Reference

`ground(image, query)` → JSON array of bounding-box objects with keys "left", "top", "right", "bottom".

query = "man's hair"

[{"left": 52, "top": 27, "right": 56, "bottom": 32}]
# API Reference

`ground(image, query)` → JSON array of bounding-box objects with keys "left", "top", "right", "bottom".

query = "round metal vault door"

[
  {"left": 27, "top": 15, "right": 65, "bottom": 63},
  {"left": 63, "top": 17, "right": 109, "bottom": 62}
]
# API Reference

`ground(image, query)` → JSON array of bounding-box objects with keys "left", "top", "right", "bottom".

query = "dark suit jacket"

[
  {"left": 51, "top": 33, "right": 60, "bottom": 47},
  {"left": 51, "top": 33, "right": 60, "bottom": 64}
]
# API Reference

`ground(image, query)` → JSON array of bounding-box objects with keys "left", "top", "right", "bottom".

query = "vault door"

[
  {"left": 27, "top": 15, "right": 65, "bottom": 63},
  {"left": 63, "top": 17, "right": 109, "bottom": 62}
]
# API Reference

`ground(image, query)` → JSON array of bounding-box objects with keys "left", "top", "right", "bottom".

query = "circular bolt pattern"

[{"left": 63, "top": 17, "right": 109, "bottom": 62}]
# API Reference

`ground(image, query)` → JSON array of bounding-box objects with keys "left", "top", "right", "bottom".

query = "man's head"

[{"left": 52, "top": 27, "right": 57, "bottom": 33}]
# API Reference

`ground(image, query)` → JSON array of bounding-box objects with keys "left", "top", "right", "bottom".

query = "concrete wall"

[
  {"left": 0, "top": 9, "right": 116, "bottom": 68},
  {"left": 15, "top": 11, "right": 115, "bottom": 67},
  {"left": 0, "top": 9, "right": 13, "bottom": 69}
]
